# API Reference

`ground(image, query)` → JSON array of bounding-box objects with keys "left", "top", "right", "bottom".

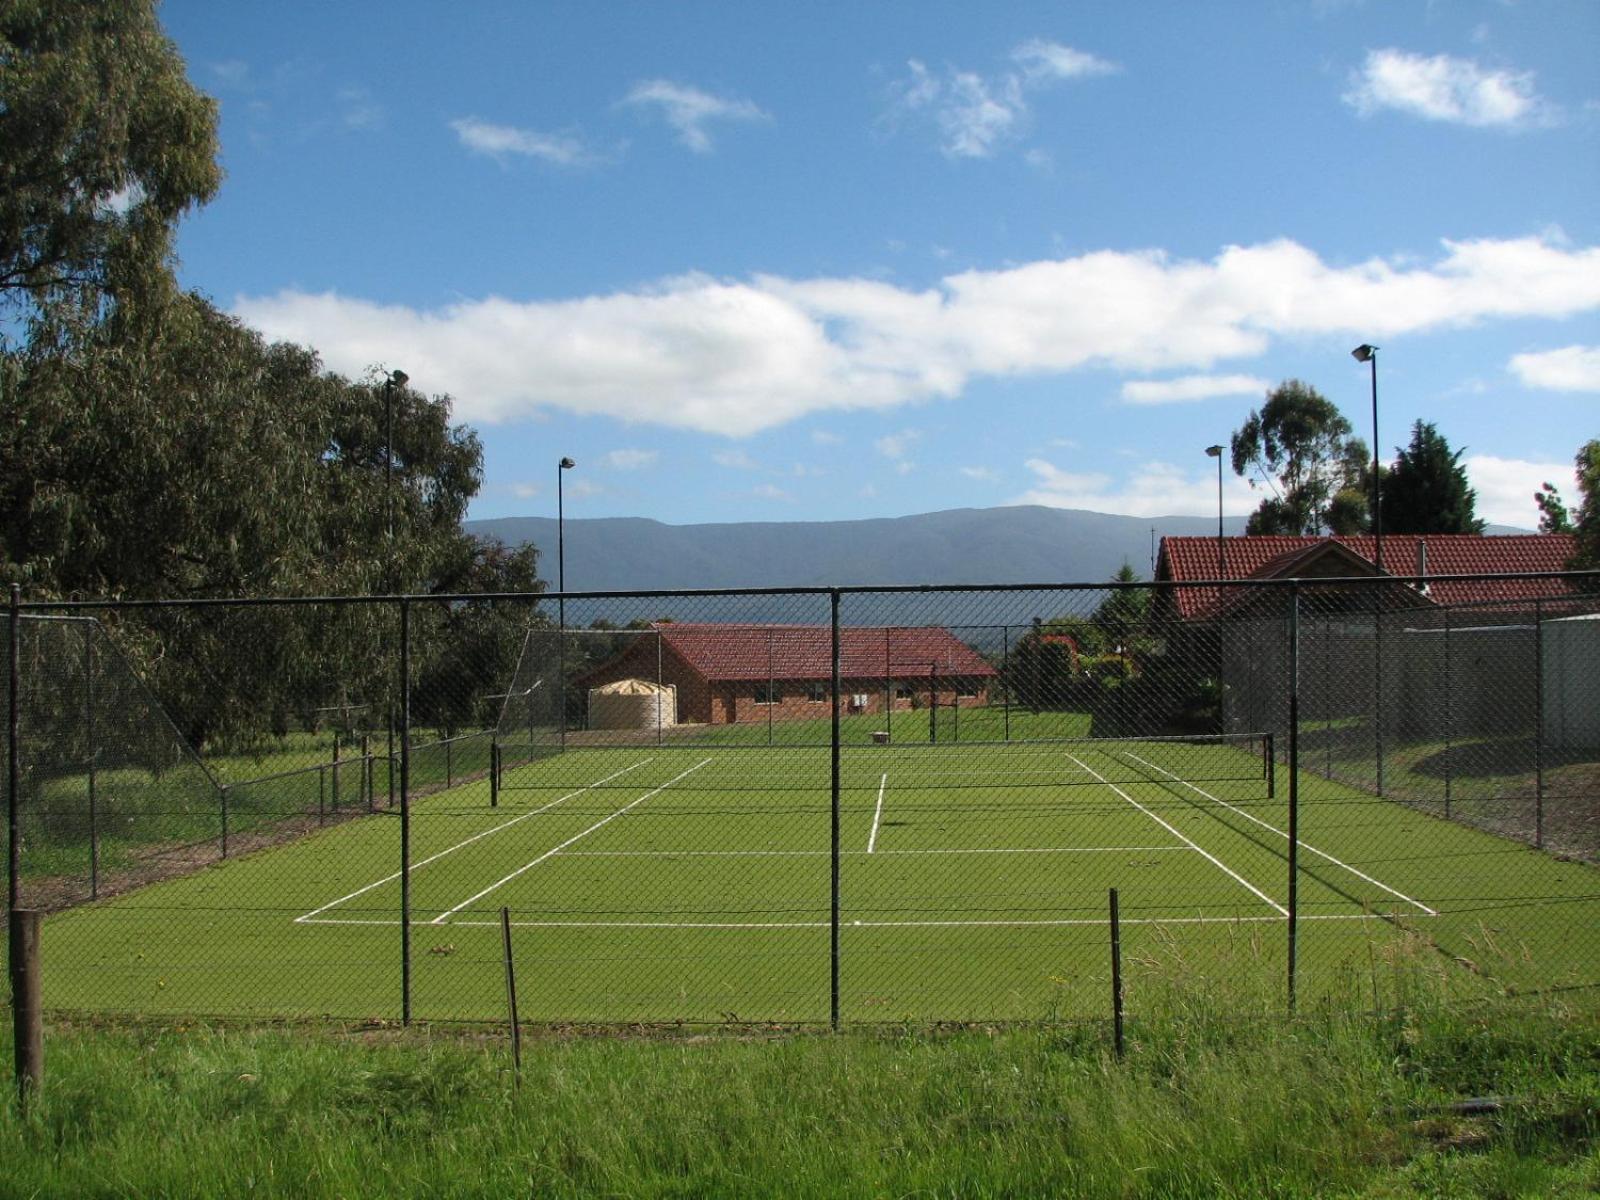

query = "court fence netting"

[{"left": 4, "top": 571, "right": 1598, "bottom": 1028}]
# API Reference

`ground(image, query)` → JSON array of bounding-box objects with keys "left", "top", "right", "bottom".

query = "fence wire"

[{"left": 5, "top": 572, "right": 1597, "bottom": 1027}]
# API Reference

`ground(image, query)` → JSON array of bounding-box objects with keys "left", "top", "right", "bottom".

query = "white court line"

[
  {"left": 555, "top": 846, "right": 1188, "bottom": 858},
  {"left": 293, "top": 759, "right": 653, "bottom": 923},
  {"left": 429, "top": 757, "right": 715, "bottom": 925},
  {"left": 1121, "top": 751, "right": 1438, "bottom": 917},
  {"left": 440, "top": 912, "right": 1426, "bottom": 930},
  {"left": 867, "top": 773, "right": 888, "bottom": 854},
  {"left": 304, "top": 912, "right": 1431, "bottom": 929},
  {"left": 1066, "top": 754, "right": 1288, "bottom": 916}
]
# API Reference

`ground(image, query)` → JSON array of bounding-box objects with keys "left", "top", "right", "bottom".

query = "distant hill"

[
  {"left": 464, "top": 506, "right": 1533, "bottom": 630},
  {"left": 466, "top": 505, "right": 1250, "bottom": 592}
]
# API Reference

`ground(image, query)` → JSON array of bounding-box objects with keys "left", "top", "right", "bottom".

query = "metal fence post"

[
  {"left": 830, "top": 589, "right": 841, "bottom": 1031},
  {"left": 85, "top": 622, "right": 99, "bottom": 900},
  {"left": 1109, "top": 887, "right": 1124, "bottom": 1059},
  {"left": 1374, "top": 596, "right": 1385, "bottom": 796},
  {"left": 7, "top": 584, "right": 19, "bottom": 916},
  {"left": 1287, "top": 582, "right": 1300, "bottom": 1013},
  {"left": 332, "top": 735, "right": 341, "bottom": 812},
  {"left": 220, "top": 784, "right": 230, "bottom": 859},
  {"left": 1534, "top": 597, "right": 1544, "bottom": 849},
  {"left": 1002, "top": 624, "right": 1011, "bottom": 742},
  {"left": 1443, "top": 606, "right": 1452, "bottom": 820},
  {"left": 400, "top": 598, "right": 413, "bottom": 1026}
]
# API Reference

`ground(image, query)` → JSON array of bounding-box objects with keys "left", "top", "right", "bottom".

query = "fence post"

[
  {"left": 1374, "top": 597, "right": 1385, "bottom": 796},
  {"left": 8, "top": 583, "right": 20, "bottom": 916},
  {"left": 362, "top": 733, "right": 373, "bottom": 813},
  {"left": 85, "top": 622, "right": 99, "bottom": 900},
  {"left": 400, "top": 598, "right": 413, "bottom": 1026},
  {"left": 332, "top": 735, "right": 341, "bottom": 812},
  {"left": 318, "top": 765, "right": 326, "bottom": 825},
  {"left": 1109, "top": 888, "right": 1124, "bottom": 1060},
  {"left": 830, "top": 589, "right": 841, "bottom": 1031},
  {"left": 1443, "top": 607, "right": 1452, "bottom": 820},
  {"left": 490, "top": 741, "right": 500, "bottom": 808},
  {"left": 500, "top": 906, "right": 521, "bottom": 1084},
  {"left": 446, "top": 737, "right": 453, "bottom": 789},
  {"left": 1002, "top": 625, "right": 1011, "bottom": 742},
  {"left": 1533, "top": 597, "right": 1544, "bottom": 849},
  {"left": 10, "top": 908, "right": 43, "bottom": 1109},
  {"left": 1286, "top": 582, "right": 1301, "bottom": 1013},
  {"left": 220, "top": 784, "right": 230, "bottom": 859}
]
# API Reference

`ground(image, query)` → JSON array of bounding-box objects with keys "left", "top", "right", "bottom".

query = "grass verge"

[{"left": 2, "top": 987, "right": 1597, "bottom": 1198}]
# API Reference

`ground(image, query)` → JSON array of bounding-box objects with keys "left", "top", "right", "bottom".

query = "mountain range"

[{"left": 466, "top": 505, "right": 1245, "bottom": 596}]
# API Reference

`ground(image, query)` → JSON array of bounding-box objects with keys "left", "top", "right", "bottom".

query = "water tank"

[{"left": 588, "top": 678, "right": 677, "bottom": 730}]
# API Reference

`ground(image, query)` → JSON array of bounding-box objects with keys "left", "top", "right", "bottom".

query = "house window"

[
  {"left": 956, "top": 680, "right": 979, "bottom": 698},
  {"left": 807, "top": 682, "right": 826, "bottom": 702},
  {"left": 894, "top": 684, "right": 912, "bottom": 700},
  {"left": 754, "top": 682, "right": 782, "bottom": 705}
]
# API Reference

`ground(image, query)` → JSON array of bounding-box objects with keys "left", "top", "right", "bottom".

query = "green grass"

[
  {"left": 3, "top": 986, "right": 1597, "bottom": 1198},
  {"left": 25, "top": 733, "right": 1600, "bottom": 1025}
]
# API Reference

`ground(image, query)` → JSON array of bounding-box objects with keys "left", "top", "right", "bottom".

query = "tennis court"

[{"left": 36, "top": 728, "right": 1593, "bottom": 1025}]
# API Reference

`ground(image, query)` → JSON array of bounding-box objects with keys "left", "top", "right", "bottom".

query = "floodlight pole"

[
  {"left": 383, "top": 369, "right": 409, "bottom": 559},
  {"left": 1352, "top": 345, "right": 1381, "bottom": 572},
  {"left": 557, "top": 457, "right": 575, "bottom": 751},
  {"left": 1205, "top": 445, "right": 1225, "bottom": 577}
]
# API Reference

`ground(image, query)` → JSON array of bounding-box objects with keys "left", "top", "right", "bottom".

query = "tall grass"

[{"left": 4, "top": 971, "right": 1596, "bottom": 1199}]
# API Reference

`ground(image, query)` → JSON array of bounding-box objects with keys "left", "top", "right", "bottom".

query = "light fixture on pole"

[
  {"left": 557, "top": 457, "right": 576, "bottom": 599},
  {"left": 1351, "top": 344, "right": 1381, "bottom": 572},
  {"left": 1205, "top": 445, "right": 1225, "bottom": 578}
]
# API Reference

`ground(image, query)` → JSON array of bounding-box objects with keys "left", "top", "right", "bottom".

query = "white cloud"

[
  {"left": 1011, "top": 39, "right": 1119, "bottom": 84},
  {"left": 338, "top": 87, "right": 382, "bottom": 132},
  {"left": 232, "top": 233, "right": 1600, "bottom": 438},
  {"left": 811, "top": 430, "right": 842, "bottom": 445},
  {"left": 604, "top": 448, "right": 658, "bottom": 470},
  {"left": 959, "top": 466, "right": 998, "bottom": 481},
  {"left": 622, "top": 80, "right": 767, "bottom": 153},
  {"left": 510, "top": 482, "right": 541, "bottom": 499},
  {"left": 1014, "top": 458, "right": 1257, "bottom": 518},
  {"left": 1120, "top": 374, "right": 1270, "bottom": 405},
  {"left": 888, "top": 39, "right": 1116, "bottom": 159},
  {"left": 1465, "top": 454, "right": 1579, "bottom": 528},
  {"left": 1344, "top": 49, "right": 1550, "bottom": 129},
  {"left": 450, "top": 117, "right": 594, "bottom": 166},
  {"left": 750, "top": 483, "right": 791, "bottom": 501},
  {"left": 875, "top": 430, "right": 920, "bottom": 461},
  {"left": 1509, "top": 345, "right": 1600, "bottom": 392},
  {"left": 712, "top": 449, "right": 759, "bottom": 470}
]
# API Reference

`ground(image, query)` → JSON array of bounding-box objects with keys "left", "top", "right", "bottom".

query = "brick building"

[{"left": 576, "top": 623, "right": 997, "bottom": 726}]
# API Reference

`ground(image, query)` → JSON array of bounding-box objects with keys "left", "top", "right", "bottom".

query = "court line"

[
  {"left": 1066, "top": 754, "right": 1288, "bottom": 916},
  {"left": 867, "top": 773, "right": 888, "bottom": 854},
  {"left": 553, "top": 846, "right": 1189, "bottom": 857},
  {"left": 293, "top": 759, "right": 653, "bottom": 923},
  {"left": 438, "top": 912, "right": 1428, "bottom": 930},
  {"left": 429, "top": 757, "right": 715, "bottom": 925},
  {"left": 1120, "top": 751, "right": 1438, "bottom": 917}
]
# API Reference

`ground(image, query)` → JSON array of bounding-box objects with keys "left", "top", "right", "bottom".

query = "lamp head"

[
  {"left": 388, "top": 369, "right": 409, "bottom": 387},
  {"left": 1351, "top": 344, "right": 1377, "bottom": 363},
  {"left": 1205, "top": 445, "right": 1223, "bottom": 458},
  {"left": 559, "top": 457, "right": 576, "bottom": 469}
]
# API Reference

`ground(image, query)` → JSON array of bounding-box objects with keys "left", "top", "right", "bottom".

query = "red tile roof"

[
  {"left": 1159, "top": 534, "right": 1579, "bottom": 619},
  {"left": 648, "top": 623, "right": 997, "bottom": 682}
]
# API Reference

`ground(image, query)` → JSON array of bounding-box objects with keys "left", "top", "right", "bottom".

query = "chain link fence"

[{"left": 5, "top": 572, "right": 1597, "bottom": 1026}]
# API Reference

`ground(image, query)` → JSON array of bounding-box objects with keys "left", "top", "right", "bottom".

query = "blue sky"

[{"left": 160, "top": 0, "right": 1598, "bottom": 529}]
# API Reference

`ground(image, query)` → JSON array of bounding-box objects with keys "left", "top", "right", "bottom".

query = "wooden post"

[{"left": 10, "top": 908, "right": 43, "bottom": 1107}]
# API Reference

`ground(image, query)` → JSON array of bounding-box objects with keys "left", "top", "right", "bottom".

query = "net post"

[
  {"left": 1286, "top": 582, "right": 1300, "bottom": 1014},
  {"left": 1109, "top": 887, "right": 1124, "bottom": 1060},
  {"left": 400, "top": 598, "right": 413, "bottom": 1026},
  {"left": 830, "top": 588, "right": 841, "bottom": 1032},
  {"left": 490, "top": 741, "right": 500, "bottom": 808}
]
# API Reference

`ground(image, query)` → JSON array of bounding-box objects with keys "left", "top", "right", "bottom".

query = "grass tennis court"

[{"left": 37, "top": 734, "right": 1600, "bottom": 1024}]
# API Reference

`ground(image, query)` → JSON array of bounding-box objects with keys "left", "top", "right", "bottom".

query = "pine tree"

[{"left": 1378, "top": 420, "right": 1485, "bottom": 534}]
